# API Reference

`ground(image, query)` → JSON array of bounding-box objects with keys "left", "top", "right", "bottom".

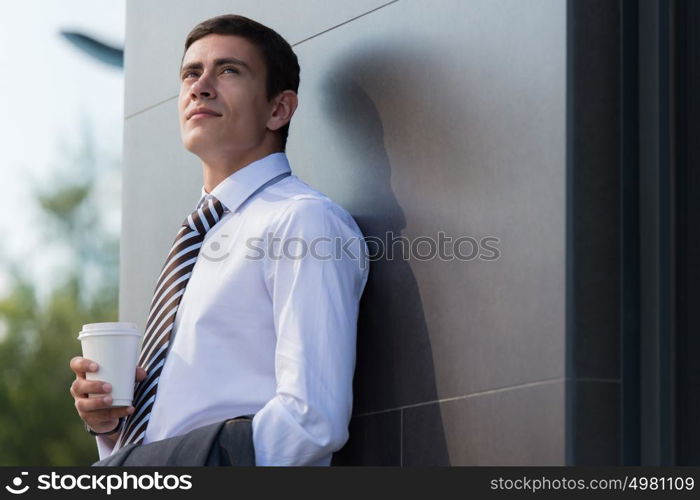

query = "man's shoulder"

[
  {"left": 261, "top": 176, "right": 361, "bottom": 236},
  {"left": 268, "top": 174, "right": 330, "bottom": 203}
]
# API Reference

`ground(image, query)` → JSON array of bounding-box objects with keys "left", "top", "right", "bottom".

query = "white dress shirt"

[{"left": 96, "top": 152, "right": 369, "bottom": 465}]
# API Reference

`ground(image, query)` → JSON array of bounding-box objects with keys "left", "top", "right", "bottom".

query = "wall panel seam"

[
  {"left": 399, "top": 408, "right": 403, "bottom": 467},
  {"left": 124, "top": 0, "right": 401, "bottom": 119},
  {"left": 354, "top": 377, "right": 567, "bottom": 417},
  {"left": 291, "top": 0, "right": 400, "bottom": 48},
  {"left": 126, "top": 95, "right": 176, "bottom": 120}
]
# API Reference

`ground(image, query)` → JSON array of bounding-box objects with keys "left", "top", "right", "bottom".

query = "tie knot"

[{"left": 184, "top": 194, "right": 227, "bottom": 234}]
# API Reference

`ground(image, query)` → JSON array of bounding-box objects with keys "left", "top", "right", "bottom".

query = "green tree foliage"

[{"left": 0, "top": 131, "right": 119, "bottom": 465}]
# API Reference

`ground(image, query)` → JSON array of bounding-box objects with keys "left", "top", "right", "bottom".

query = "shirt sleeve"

[
  {"left": 253, "top": 198, "right": 369, "bottom": 466},
  {"left": 96, "top": 435, "right": 116, "bottom": 461}
]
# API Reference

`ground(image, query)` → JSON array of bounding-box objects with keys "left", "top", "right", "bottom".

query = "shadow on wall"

[{"left": 325, "top": 46, "right": 450, "bottom": 466}]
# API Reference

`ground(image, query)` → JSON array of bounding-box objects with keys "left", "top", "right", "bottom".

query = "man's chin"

[{"left": 182, "top": 134, "right": 214, "bottom": 154}]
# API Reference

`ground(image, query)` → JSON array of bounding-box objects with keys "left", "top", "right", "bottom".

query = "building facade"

[{"left": 120, "top": 0, "right": 699, "bottom": 465}]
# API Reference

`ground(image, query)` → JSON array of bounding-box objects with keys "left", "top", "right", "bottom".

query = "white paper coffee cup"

[{"left": 77, "top": 322, "right": 142, "bottom": 407}]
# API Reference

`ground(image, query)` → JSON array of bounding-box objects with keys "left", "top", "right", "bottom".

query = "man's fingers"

[
  {"left": 76, "top": 394, "right": 116, "bottom": 413},
  {"left": 82, "top": 406, "right": 135, "bottom": 426},
  {"left": 71, "top": 356, "right": 138, "bottom": 431},
  {"left": 90, "top": 418, "right": 120, "bottom": 432},
  {"left": 76, "top": 397, "right": 134, "bottom": 417},
  {"left": 75, "top": 395, "right": 133, "bottom": 414},
  {"left": 70, "top": 356, "right": 99, "bottom": 379},
  {"left": 70, "top": 356, "right": 135, "bottom": 430},
  {"left": 75, "top": 395, "right": 135, "bottom": 414},
  {"left": 70, "top": 356, "right": 86, "bottom": 379},
  {"left": 71, "top": 379, "right": 111, "bottom": 398}
]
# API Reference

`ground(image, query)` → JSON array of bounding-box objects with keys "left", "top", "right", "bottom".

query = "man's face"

[{"left": 178, "top": 34, "right": 273, "bottom": 158}]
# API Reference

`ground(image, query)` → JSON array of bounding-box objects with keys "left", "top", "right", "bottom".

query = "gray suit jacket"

[{"left": 91, "top": 416, "right": 255, "bottom": 466}]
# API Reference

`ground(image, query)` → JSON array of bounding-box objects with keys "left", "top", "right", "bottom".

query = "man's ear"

[{"left": 267, "top": 90, "right": 298, "bottom": 132}]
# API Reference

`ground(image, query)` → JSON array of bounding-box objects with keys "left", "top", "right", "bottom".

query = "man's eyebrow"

[{"left": 180, "top": 57, "right": 251, "bottom": 74}]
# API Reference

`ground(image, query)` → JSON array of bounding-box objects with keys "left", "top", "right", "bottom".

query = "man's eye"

[
  {"left": 182, "top": 72, "right": 197, "bottom": 79},
  {"left": 222, "top": 67, "right": 238, "bottom": 74}
]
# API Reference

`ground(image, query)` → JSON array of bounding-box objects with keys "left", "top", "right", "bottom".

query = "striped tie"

[{"left": 117, "top": 194, "right": 228, "bottom": 447}]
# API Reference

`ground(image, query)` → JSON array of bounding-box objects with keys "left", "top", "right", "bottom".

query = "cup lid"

[
  {"left": 81, "top": 322, "right": 139, "bottom": 332},
  {"left": 78, "top": 322, "right": 141, "bottom": 340}
]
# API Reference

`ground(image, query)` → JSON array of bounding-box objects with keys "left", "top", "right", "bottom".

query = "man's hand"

[{"left": 69, "top": 356, "right": 146, "bottom": 435}]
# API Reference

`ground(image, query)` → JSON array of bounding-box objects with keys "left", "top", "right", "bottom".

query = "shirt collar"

[{"left": 198, "top": 152, "right": 291, "bottom": 213}]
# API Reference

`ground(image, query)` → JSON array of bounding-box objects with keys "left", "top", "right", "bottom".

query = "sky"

[{"left": 0, "top": 1, "right": 125, "bottom": 298}]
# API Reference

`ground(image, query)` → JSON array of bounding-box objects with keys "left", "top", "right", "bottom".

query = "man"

[{"left": 69, "top": 14, "right": 368, "bottom": 466}]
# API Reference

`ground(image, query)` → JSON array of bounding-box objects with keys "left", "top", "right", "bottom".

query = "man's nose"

[{"left": 190, "top": 73, "right": 216, "bottom": 99}]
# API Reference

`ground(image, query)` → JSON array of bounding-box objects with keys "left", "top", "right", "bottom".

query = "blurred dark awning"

[{"left": 60, "top": 30, "right": 123, "bottom": 69}]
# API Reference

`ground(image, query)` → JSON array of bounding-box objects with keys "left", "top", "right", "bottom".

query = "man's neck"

[{"left": 201, "top": 147, "right": 283, "bottom": 193}]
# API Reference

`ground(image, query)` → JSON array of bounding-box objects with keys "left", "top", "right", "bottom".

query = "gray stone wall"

[{"left": 121, "top": 0, "right": 567, "bottom": 465}]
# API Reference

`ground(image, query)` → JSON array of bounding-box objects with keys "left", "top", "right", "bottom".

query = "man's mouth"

[
  {"left": 190, "top": 112, "right": 219, "bottom": 120},
  {"left": 187, "top": 107, "right": 223, "bottom": 120}
]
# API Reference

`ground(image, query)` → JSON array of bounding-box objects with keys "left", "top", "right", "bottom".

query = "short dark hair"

[{"left": 183, "top": 15, "right": 300, "bottom": 149}]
